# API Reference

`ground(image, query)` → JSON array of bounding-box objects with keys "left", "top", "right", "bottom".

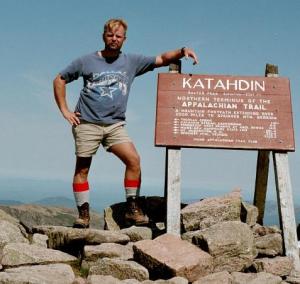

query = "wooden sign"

[{"left": 155, "top": 73, "right": 295, "bottom": 151}]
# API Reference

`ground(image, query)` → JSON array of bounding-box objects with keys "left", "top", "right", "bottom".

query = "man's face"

[{"left": 103, "top": 25, "right": 126, "bottom": 51}]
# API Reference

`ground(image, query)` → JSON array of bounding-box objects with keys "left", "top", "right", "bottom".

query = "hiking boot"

[
  {"left": 124, "top": 197, "right": 149, "bottom": 226},
  {"left": 73, "top": 202, "right": 90, "bottom": 229}
]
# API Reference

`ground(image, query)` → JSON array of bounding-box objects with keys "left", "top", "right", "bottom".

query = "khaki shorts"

[{"left": 72, "top": 120, "right": 132, "bottom": 157}]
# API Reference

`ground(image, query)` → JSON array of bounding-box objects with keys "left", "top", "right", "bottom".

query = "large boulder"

[
  {"left": 104, "top": 196, "right": 168, "bottom": 231},
  {"left": 193, "top": 271, "right": 232, "bottom": 284},
  {"left": 251, "top": 224, "right": 281, "bottom": 236},
  {"left": 0, "top": 220, "right": 29, "bottom": 248},
  {"left": 192, "top": 221, "right": 257, "bottom": 272},
  {"left": 0, "top": 264, "right": 75, "bottom": 284},
  {"left": 32, "top": 225, "right": 130, "bottom": 255},
  {"left": 84, "top": 242, "right": 134, "bottom": 261},
  {"left": 251, "top": 224, "right": 283, "bottom": 257},
  {"left": 254, "top": 233, "right": 283, "bottom": 257},
  {"left": 0, "top": 204, "right": 103, "bottom": 231},
  {"left": 133, "top": 233, "right": 213, "bottom": 282},
  {"left": 31, "top": 233, "right": 48, "bottom": 248},
  {"left": 231, "top": 272, "right": 283, "bottom": 284},
  {"left": 251, "top": 256, "right": 293, "bottom": 277},
  {"left": 86, "top": 275, "right": 188, "bottom": 284},
  {"left": 87, "top": 275, "right": 138, "bottom": 284},
  {"left": 120, "top": 226, "right": 152, "bottom": 242},
  {"left": 181, "top": 190, "right": 241, "bottom": 232},
  {"left": 88, "top": 257, "right": 149, "bottom": 281},
  {"left": 1, "top": 243, "right": 77, "bottom": 267},
  {"left": 240, "top": 202, "right": 258, "bottom": 226},
  {"left": 0, "top": 208, "right": 20, "bottom": 225}
]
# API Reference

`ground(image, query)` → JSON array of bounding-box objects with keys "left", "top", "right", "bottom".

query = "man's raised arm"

[
  {"left": 53, "top": 75, "right": 81, "bottom": 126},
  {"left": 155, "top": 47, "right": 198, "bottom": 68}
]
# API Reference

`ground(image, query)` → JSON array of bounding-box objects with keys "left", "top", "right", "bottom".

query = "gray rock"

[
  {"left": 255, "top": 233, "right": 283, "bottom": 257},
  {"left": 192, "top": 221, "right": 257, "bottom": 272},
  {"left": 252, "top": 256, "right": 293, "bottom": 277},
  {"left": 86, "top": 275, "right": 188, "bottom": 284},
  {"left": 1, "top": 243, "right": 77, "bottom": 267},
  {"left": 240, "top": 202, "right": 258, "bottom": 226},
  {"left": 121, "top": 226, "right": 152, "bottom": 241},
  {"left": 285, "top": 275, "right": 300, "bottom": 284},
  {"left": 87, "top": 275, "right": 140, "bottom": 284},
  {"left": 193, "top": 271, "right": 232, "bottom": 284},
  {"left": 0, "top": 220, "right": 29, "bottom": 248},
  {"left": 0, "top": 208, "right": 20, "bottom": 225},
  {"left": 32, "top": 226, "right": 130, "bottom": 254},
  {"left": 0, "top": 263, "right": 75, "bottom": 284},
  {"left": 251, "top": 223, "right": 281, "bottom": 236},
  {"left": 142, "top": 277, "right": 188, "bottom": 283},
  {"left": 31, "top": 233, "right": 48, "bottom": 247},
  {"left": 73, "top": 277, "right": 87, "bottom": 284},
  {"left": 84, "top": 242, "right": 134, "bottom": 261},
  {"left": 133, "top": 233, "right": 213, "bottom": 282},
  {"left": 231, "top": 272, "right": 283, "bottom": 284},
  {"left": 181, "top": 230, "right": 199, "bottom": 243},
  {"left": 89, "top": 257, "right": 149, "bottom": 281},
  {"left": 104, "top": 196, "right": 168, "bottom": 231},
  {"left": 0, "top": 204, "right": 104, "bottom": 231},
  {"left": 181, "top": 190, "right": 241, "bottom": 231},
  {"left": 104, "top": 206, "right": 121, "bottom": 231}
]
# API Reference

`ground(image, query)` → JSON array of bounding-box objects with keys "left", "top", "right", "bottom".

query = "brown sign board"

[{"left": 155, "top": 73, "right": 295, "bottom": 151}]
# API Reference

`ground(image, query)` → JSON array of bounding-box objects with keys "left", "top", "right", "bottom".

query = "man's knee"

[
  {"left": 75, "top": 167, "right": 89, "bottom": 177},
  {"left": 126, "top": 152, "right": 141, "bottom": 172},
  {"left": 74, "top": 157, "right": 92, "bottom": 180}
]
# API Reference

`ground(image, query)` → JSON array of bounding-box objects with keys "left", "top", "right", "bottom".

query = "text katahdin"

[{"left": 182, "top": 77, "right": 265, "bottom": 92}]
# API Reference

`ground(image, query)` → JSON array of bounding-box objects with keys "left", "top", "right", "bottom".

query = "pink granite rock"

[
  {"left": 133, "top": 233, "right": 213, "bottom": 282},
  {"left": 181, "top": 189, "right": 241, "bottom": 231}
]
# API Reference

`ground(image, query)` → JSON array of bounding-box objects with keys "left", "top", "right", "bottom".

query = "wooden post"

[
  {"left": 164, "top": 60, "right": 182, "bottom": 235},
  {"left": 253, "top": 64, "right": 277, "bottom": 224},
  {"left": 273, "top": 152, "right": 300, "bottom": 270},
  {"left": 253, "top": 150, "right": 270, "bottom": 224}
]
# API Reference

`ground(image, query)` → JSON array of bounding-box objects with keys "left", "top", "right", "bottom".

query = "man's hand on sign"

[
  {"left": 155, "top": 47, "right": 199, "bottom": 67},
  {"left": 182, "top": 47, "right": 199, "bottom": 65}
]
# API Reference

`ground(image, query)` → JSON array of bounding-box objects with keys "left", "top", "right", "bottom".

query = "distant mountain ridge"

[
  {"left": 32, "top": 196, "right": 75, "bottom": 208},
  {"left": 0, "top": 200, "right": 23, "bottom": 205},
  {"left": 0, "top": 196, "right": 74, "bottom": 208}
]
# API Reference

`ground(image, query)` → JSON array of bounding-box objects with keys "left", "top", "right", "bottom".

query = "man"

[{"left": 53, "top": 18, "right": 198, "bottom": 228}]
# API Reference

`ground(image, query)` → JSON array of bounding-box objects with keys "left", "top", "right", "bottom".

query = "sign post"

[
  {"left": 164, "top": 61, "right": 182, "bottom": 235},
  {"left": 155, "top": 64, "right": 299, "bottom": 269}
]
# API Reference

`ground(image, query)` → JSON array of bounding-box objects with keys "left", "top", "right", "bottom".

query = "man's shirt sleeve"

[
  {"left": 132, "top": 54, "right": 156, "bottom": 77},
  {"left": 59, "top": 57, "right": 83, "bottom": 83}
]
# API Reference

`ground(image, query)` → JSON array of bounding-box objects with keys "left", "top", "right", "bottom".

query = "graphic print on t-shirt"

[{"left": 85, "top": 71, "right": 129, "bottom": 99}]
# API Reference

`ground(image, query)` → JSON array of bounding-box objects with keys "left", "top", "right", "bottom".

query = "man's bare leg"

[
  {"left": 110, "top": 142, "right": 149, "bottom": 225},
  {"left": 109, "top": 142, "right": 141, "bottom": 180},
  {"left": 73, "top": 157, "right": 92, "bottom": 228}
]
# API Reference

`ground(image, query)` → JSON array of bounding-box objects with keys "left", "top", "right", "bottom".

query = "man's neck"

[{"left": 100, "top": 49, "right": 121, "bottom": 58}]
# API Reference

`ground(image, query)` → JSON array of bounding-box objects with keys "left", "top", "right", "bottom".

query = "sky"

[{"left": 0, "top": 0, "right": 300, "bottom": 208}]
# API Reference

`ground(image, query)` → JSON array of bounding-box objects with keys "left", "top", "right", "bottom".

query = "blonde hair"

[{"left": 103, "top": 18, "right": 127, "bottom": 35}]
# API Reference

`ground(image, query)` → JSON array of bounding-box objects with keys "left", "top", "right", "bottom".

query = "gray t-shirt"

[{"left": 60, "top": 51, "right": 156, "bottom": 124}]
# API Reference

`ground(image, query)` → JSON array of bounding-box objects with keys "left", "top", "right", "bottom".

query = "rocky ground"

[{"left": 0, "top": 189, "right": 300, "bottom": 284}]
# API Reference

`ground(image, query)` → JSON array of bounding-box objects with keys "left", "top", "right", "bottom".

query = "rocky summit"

[{"left": 0, "top": 189, "right": 299, "bottom": 284}]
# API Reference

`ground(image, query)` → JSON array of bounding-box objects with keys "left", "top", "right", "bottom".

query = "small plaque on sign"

[{"left": 155, "top": 73, "right": 295, "bottom": 151}]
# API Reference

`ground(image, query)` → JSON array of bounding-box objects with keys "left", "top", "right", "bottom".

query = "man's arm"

[
  {"left": 53, "top": 74, "right": 81, "bottom": 126},
  {"left": 155, "top": 47, "right": 198, "bottom": 68}
]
